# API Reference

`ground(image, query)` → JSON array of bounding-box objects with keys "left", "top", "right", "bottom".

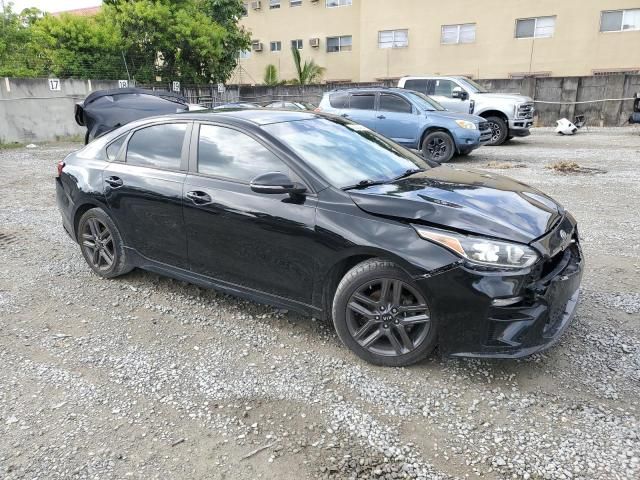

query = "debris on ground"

[
  {"left": 485, "top": 161, "right": 527, "bottom": 169},
  {"left": 546, "top": 160, "right": 607, "bottom": 174}
]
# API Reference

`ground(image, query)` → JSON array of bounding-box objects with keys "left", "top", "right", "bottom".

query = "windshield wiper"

[
  {"left": 392, "top": 168, "right": 425, "bottom": 181},
  {"left": 342, "top": 179, "right": 388, "bottom": 191}
]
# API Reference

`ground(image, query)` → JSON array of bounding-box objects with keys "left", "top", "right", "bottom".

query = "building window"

[
  {"left": 515, "top": 16, "right": 556, "bottom": 39},
  {"left": 270, "top": 0, "right": 280, "bottom": 9},
  {"left": 239, "top": 49, "right": 251, "bottom": 59},
  {"left": 601, "top": 9, "right": 640, "bottom": 32},
  {"left": 270, "top": 41, "right": 282, "bottom": 52},
  {"left": 441, "top": 23, "right": 476, "bottom": 44},
  {"left": 291, "top": 39, "right": 303, "bottom": 49},
  {"left": 290, "top": 0, "right": 302, "bottom": 6},
  {"left": 327, "top": 35, "right": 352, "bottom": 52},
  {"left": 378, "top": 29, "right": 409, "bottom": 48},
  {"left": 326, "top": 0, "right": 352, "bottom": 7}
]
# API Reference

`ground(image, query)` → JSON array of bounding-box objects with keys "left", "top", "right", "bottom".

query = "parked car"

[
  {"left": 75, "top": 88, "right": 191, "bottom": 144},
  {"left": 212, "top": 102, "right": 261, "bottom": 110},
  {"left": 398, "top": 76, "right": 535, "bottom": 146},
  {"left": 264, "top": 101, "right": 316, "bottom": 111},
  {"left": 317, "top": 87, "right": 491, "bottom": 163},
  {"left": 56, "top": 110, "right": 583, "bottom": 366}
]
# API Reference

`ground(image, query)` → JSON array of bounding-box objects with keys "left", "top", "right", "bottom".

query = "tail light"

[{"left": 56, "top": 161, "right": 65, "bottom": 178}]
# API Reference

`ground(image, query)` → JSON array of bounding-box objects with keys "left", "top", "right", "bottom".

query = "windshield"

[
  {"left": 458, "top": 78, "right": 489, "bottom": 93},
  {"left": 263, "top": 118, "right": 429, "bottom": 189},
  {"left": 402, "top": 91, "right": 446, "bottom": 112}
]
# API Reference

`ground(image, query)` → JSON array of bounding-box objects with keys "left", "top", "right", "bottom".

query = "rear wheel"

[
  {"left": 332, "top": 259, "right": 437, "bottom": 367},
  {"left": 422, "top": 131, "right": 455, "bottom": 163},
  {"left": 485, "top": 116, "right": 508, "bottom": 146},
  {"left": 78, "top": 208, "right": 131, "bottom": 278}
]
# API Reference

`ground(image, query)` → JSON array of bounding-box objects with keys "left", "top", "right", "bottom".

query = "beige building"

[{"left": 234, "top": 0, "right": 640, "bottom": 84}]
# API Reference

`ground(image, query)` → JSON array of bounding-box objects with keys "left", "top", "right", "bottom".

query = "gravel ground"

[{"left": 1, "top": 127, "right": 639, "bottom": 480}]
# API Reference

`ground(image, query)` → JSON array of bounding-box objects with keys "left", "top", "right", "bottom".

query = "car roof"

[
  {"left": 327, "top": 87, "right": 409, "bottom": 95},
  {"left": 400, "top": 75, "right": 466, "bottom": 81},
  {"left": 136, "top": 109, "right": 321, "bottom": 126}
]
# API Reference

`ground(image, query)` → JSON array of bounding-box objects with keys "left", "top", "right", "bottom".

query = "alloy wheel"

[
  {"left": 345, "top": 278, "right": 431, "bottom": 357},
  {"left": 81, "top": 217, "right": 115, "bottom": 271},
  {"left": 427, "top": 137, "right": 448, "bottom": 160},
  {"left": 488, "top": 121, "right": 502, "bottom": 143}
]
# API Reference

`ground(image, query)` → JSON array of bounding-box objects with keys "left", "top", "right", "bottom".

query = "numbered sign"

[
  {"left": 48, "top": 78, "right": 61, "bottom": 91},
  {"left": 217, "top": 83, "right": 226, "bottom": 94},
  {"left": 118, "top": 80, "right": 129, "bottom": 88},
  {"left": 172, "top": 81, "right": 180, "bottom": 92}
]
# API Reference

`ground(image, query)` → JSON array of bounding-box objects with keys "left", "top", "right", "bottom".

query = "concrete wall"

[
  {"left": 238, "top": 74, "right": 640, "bottom": 127},
  {"left": 237, "top": 0, "right": 640, "bottom": 83},
  {"left": 0, "top": 78, "right": 119, "bottom": 143}
]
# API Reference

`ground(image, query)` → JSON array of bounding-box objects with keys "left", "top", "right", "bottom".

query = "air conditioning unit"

[
  {"left": 252, "top": 41, "right": 263, "bottom": 52},
  {"left": 251, "top": 1, "right": 262, "bottom": 10},
  {"left": 309, "top": 37, "right": 320, "bottom": 48}
]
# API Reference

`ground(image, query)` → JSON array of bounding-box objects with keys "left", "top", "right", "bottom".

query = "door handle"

[
  {"left": 377, "top": 115, "right": 386, "bottom": 119},
  {"left": 341, "top": 113, "right": 349, "bottom": 118},
  {"left": 186, "top": 191, "right": 213, "bottom": 205},
  {"left": 105, "top": 176, "right": 123, "bottom": 188}
]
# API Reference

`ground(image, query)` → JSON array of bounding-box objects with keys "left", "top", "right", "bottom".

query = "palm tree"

[
  {"left": 291, "top": 46, "right": 325, "bottom": 101},
  {"left": 263, "top": 64, "right": 281, "bottom": 86}
]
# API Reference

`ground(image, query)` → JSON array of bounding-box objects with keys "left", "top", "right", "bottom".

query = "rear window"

[
  {"left": 126, "top": 123, "right": 187, "bottom": 170},
  {"left": 329, "top": 92, "right": 349, "bottom": 108},
  {"left": 349, "top": 94, "right": 375, "bottom": 110}
]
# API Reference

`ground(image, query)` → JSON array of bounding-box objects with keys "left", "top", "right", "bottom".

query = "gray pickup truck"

[{"left": 398, "top": 76, "right": 534, "bottom": 146}]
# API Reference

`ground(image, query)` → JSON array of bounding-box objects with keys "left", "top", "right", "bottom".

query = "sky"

[{"left": 6, "top": 0, "right": 102, "bottom": 13}]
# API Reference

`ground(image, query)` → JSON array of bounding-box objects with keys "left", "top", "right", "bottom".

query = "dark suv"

[{"left": 56, "top": 110, "right": 583, "bottom": 366}]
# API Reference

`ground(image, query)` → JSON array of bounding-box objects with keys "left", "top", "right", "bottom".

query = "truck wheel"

[
  {"left": 485, "top": 116, "right": 508, "bottom": 146},
  {"left": 422, "top": 131, "right": 455, "bottom": 163}
]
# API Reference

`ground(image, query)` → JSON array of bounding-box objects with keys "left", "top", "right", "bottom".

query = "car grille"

[{"left": 517, "top": 103, "right": 535, "bottom": 120}]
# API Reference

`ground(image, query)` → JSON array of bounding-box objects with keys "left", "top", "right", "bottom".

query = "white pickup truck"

[{"left": 398, "top": 76, "right": 534, "bottom": 146}]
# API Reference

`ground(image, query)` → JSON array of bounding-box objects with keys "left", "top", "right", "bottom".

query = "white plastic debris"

[
  {"left": 26, "top": 144, "right": 37, "bottom": 148},
  {"left": 555, "top": 118, "right": 578, "bottom": 135}
]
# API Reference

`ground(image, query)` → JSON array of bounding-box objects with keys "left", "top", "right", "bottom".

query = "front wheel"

[
  {"left": 422, "top": 131, "right": 455, "bottom": 163},
  {"left": 332, "top": 259, "right": 437, "bottom": 367},
  {"left": 485, "top": 116, "right": 509, "bottom": 146}
]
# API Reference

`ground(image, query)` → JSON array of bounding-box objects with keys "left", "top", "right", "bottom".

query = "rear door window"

[
  {"left": 349, "top": 94, "right": 375, "bottom": 110},
  {"left": 106, "top": 135, "right": 126, "bottom": 161},
  {"left": 329, "top": 92, "right": 349, "bottom": 108},
  {"left": 403, "top": 79, "right": 429, "bottom": 95},
  {"left": 379, "top": 94, "right": 413, "bottom": 114},
  {"left": 197, "top": 124, "right": 289, "bottom": 183},
  {"left": 126, "top": 123, "right": 187, "bottom": 169}
]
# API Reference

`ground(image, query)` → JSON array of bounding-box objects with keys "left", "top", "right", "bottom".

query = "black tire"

[
  {"left": 505, "top": 135, "right": 514, "bottom": 142},
  {"left": 77, "top": 208, "right": 132, "bottom": 278},
  {"left": 332, "top": 259, "right": 437, "bottom": 367},
  {"left": 485, "top": 116, "right": 509, "bottom": 146},
  {"left": 457, "top": 149, "right": 473, "bottom": 157},
  {"left": 421, "top": 131, "right": 455, "bottom": 163}
]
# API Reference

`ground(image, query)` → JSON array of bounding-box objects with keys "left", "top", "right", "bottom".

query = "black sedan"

[{"left": 55, "top": 110, "right": 583, "bottom": 366}]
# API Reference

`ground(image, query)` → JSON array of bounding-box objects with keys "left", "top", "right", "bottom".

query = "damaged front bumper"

[{"left": 417, "top": 218, "right": 584, "bottom": 358}]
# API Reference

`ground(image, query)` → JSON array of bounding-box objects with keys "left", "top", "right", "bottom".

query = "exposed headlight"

[
  {"left": 455, "top": 120, "right": 477, "bottom": 130},
  {"left": 413, "top": 225, "right": 539, "bottom": 269}
]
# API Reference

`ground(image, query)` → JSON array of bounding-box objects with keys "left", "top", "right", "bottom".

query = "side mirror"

[
  {"left": 250, "top": 172, "right": 307, "bottom": 195},
  {"left": 452, "top": 87, "right": 468, "bottom": 100}
]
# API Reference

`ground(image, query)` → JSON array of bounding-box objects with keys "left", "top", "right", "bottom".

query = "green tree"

[
  {"left": 290, "top": 46, "right": 325, "bottom": 85},
  {"left": 263, "top": 64, "right": 281, "bottom": 86},
  {"left": 103, "top": 0, "right": 249, "bottom": 84},
  {"left": 29, "top": 12, "right": 125, "bottom": 79},
  {"left": 0, "top": 5, "right": 41, "bottom": 76}
]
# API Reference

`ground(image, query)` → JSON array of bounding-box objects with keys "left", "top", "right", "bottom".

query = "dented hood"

[{"left": 348, "top": 166, "right": 563, "bottom": 244}]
